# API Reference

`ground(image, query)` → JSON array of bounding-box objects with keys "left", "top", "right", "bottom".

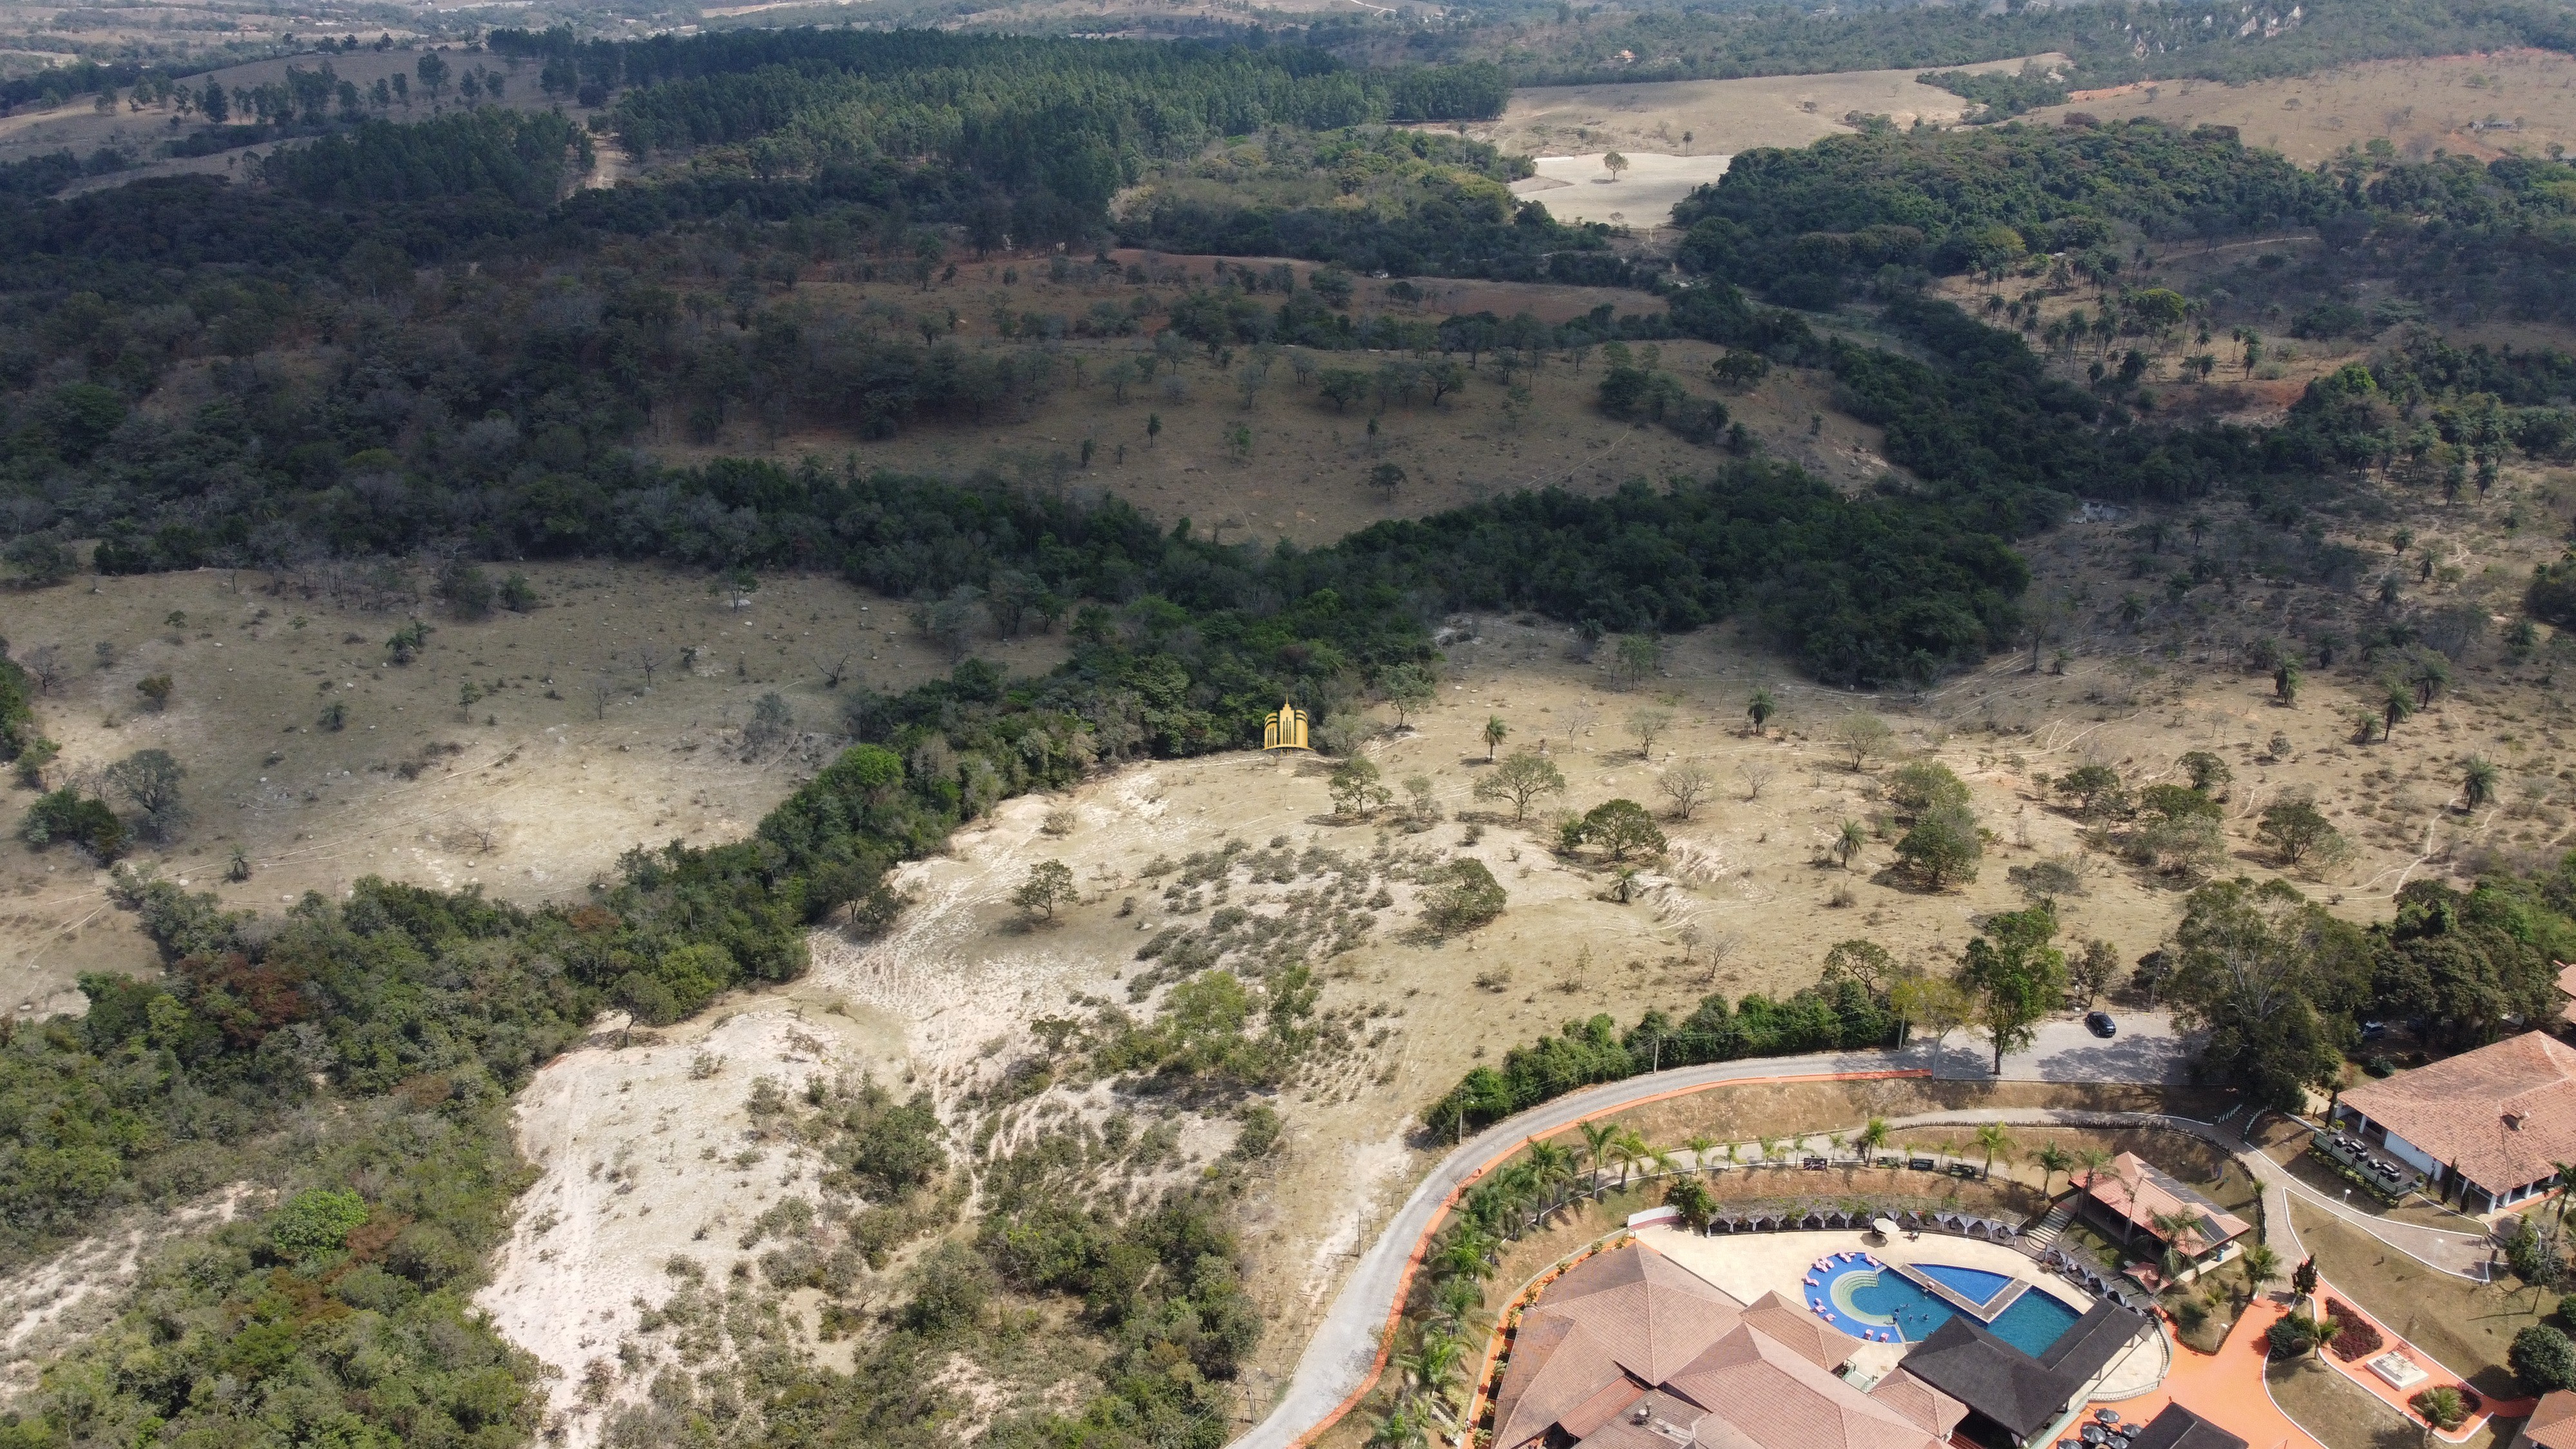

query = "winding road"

[{"left": 1230, "top": 1048, "right": 2497, "bottom": 1449}]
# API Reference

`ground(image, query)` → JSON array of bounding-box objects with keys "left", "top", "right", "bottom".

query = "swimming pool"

[{"left": 1806, "top": 1256, "right": 2083, "bottom": 1356}]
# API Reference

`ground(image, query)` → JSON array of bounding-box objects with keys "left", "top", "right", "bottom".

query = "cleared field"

[
  {"left": 1464, "top": 56, "right": 2062, "bottom": 163},
  {"left": 2027, "top": 48, "right": 2576, "bottom": 165},
  {"left": 1512, "top": 151, "right": 1733, "bottom": 229}
]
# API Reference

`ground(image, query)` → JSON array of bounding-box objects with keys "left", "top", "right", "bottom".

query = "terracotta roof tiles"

[{"left": 2339, "top": 1032, "right": 2576, "bottom": 1195}]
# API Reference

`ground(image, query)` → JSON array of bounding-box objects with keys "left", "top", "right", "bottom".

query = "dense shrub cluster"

[{"left": 1421, "top": 979, "right": 1895, "bottom": 1134}]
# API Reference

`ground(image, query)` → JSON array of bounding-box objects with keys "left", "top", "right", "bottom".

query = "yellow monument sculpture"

[{"left": 1263, "top": 699, "right": 1310, "bottom": 752}]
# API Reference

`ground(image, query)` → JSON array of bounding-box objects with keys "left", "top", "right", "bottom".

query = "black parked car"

[{"left": 2085, "top": 1010, "right": 2117, "bottom": 1038}]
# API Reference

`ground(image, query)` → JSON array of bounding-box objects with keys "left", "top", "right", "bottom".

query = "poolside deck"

[{"left": 1637, "top": 1224, "right": 2170, "bottom": 1403}]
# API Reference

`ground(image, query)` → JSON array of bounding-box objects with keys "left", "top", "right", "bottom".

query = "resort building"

[
  {"left": 1487, "top": 1238, "right": 2155, "bottom": 1449},
  {"left": 2523, "top": 1391, "right": 2576, "bottom": 1449},
  {"left": 2075, "top": 1152, "right": 2253, "bottom": 1281},
  {"left": 2332, "top": 1031, "right": 2576, "bottom": 1215},
  {"left": 2126, "top": 1401, "right": 2249, "bottom": 1449},
  {"left": 1489, "top": 1243, "right": 1967, "bottom": 1449},
  {"left": 1897, "top": 1304, "right": 2155, "bottom": 1448}
]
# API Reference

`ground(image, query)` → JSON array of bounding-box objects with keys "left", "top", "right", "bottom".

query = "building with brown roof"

[
  {"left": 1898, "top": 1304, "right": 2154, "bottom": 1447},
  {"left": 2076, "top": 1151, "right": 2254, "bottom": 1278},
  {"left": 2520, "top": 1389, "right": 2576, "bottom": 1449},
  {"left": 2126, "top": 1401, "right": 2248, "bottom": 1449},
  {"left": 1488, "top": 1243, "right": 1966, "bottom": 1449},
  {"left": 2334, "top": 1031, "right": 2576, "bottom": 1215}
]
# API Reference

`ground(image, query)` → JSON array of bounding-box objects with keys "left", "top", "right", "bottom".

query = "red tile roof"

[
  {"left": 2339, "top": 1031, "right": 2576, "bottom": 1195},
  {"left": 2526, "top": 1388, "right": 2576, "bottom": 1449},
  {"left": 2083, "top": 1151, "right": 2253, "bottom": 1256},
  {"left": 1492, "top": 1246, "right": 1747, "bottom": 1449},
  {"left": 1662, "top": 1327, "right": 1957, "bottom": 1449},
  {"left": 1493, "top": 1245, "right": 1960, "bottom": 1449}
]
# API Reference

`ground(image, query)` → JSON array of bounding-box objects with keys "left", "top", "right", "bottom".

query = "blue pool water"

[
  {"left": 1808, "top": 1257, "right": 2084, "bottom": 1356},
  {"left": 1914, "top": 1264, "right": 2014, "bottom": 1307}
]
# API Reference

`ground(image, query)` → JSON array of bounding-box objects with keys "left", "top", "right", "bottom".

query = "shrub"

[
  {"left": 1420, "top": 859, "right": 1506, "bottom": 934},
  {"left": 2514, "top": 1323, "right": 2576, "bottom": 1394},
  {"left": 2410, "top": 1386, "right": 2467, "bottom": 1430},
  {"left": 19, "top": 787, "right": 123, "bottom": 861},
  {"left": 269, "top": 1187, "right": 368, "bottom": 1258},
  {"left": 2266, "top": 1317, "right": 2314, "bottom": 1358},
  {"left": 2326, "top": 1301, "right": 2383, "bottom": 1361}
]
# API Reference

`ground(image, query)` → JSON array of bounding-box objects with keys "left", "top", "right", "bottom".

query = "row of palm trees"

[{"left": 1366, "top": 1121, "right": 2118, "bottom": 1446}]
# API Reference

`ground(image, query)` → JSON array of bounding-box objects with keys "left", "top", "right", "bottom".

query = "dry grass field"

[
  {"left": 657, "top": 262, "right": 1907, "bottom": 543},
  {"left": 0, "top": 560, "right": 1065, "bottom": 1014},
  {"left": 2029, "top": 49, "right": 2576, "bottom": 166},
  {"left": 1464, "top": 57, "right": 2063, "bottom": 164},
  {"left": 0, "top": 44, "right": 617, "bottom": 190}
]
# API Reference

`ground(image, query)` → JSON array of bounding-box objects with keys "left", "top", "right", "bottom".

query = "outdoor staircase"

[{"left": 2014, "top": 1196, "right": 2079, "bottom": 1251}]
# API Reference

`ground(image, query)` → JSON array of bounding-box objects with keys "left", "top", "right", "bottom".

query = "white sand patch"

[{"left": 475, "top": 1008, "right": 895, "bottom": 1444}]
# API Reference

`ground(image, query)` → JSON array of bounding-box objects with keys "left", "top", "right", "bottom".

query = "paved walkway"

[
  {"left": 2086, "top": 1295, "right": 2325, "bottom": 1449},
  {"left": 1884, "top": 1109, "right": 2494, "bottom": 1280}
]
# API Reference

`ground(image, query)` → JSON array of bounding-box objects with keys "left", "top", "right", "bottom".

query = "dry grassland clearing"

[
  {"left": 650, "top": 270, "right": 1906, "bottom": 540},
  {"left": 0, "top": 48, "right": 618, "bottom": 191},
  {"left": 0, "top": 560, "right": 1064, "bottom": 1012},
  {"left": 1461, "top": 57, "right": 2065, "bottom": 164},
  {"left": 1511, "top": 151, "right": 1735, "bottom": 231},
  {"left": 2027, "top": 49, "right": 2576, "bottom": 167}
]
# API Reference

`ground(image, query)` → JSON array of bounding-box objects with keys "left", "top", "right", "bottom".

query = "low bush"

[{"left": 2325, "top": 1300, "right": 2382, "bottom": 1361}]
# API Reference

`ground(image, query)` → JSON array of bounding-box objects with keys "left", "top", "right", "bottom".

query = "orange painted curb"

[{"left": 1285, "top": 1067, "right": 1932, "bottom": 1447}]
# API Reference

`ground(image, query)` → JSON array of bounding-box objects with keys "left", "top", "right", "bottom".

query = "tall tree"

[
  {"left": 1956, "top": 902, "right": 2066, "bottom": 1075},
  {"left": 2166, "top": 877, "right": 2369, "bottom": 1109}
]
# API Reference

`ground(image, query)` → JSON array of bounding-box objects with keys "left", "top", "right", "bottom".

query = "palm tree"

[
  {"left": 2033, "top": 1142, "right": 2074, "bottom": 1197},
  {"left": 2462, "top": 756, "right": 2502, "bottom": 811},
  {"left": 1431, "top": 1226, "right": 1498, "bottom": 1285},
  {"left": 1525, "top": 1140, "right": 1577, "bottom": 1220},
  {"left": 2075, "top": 1147, "right": 2114, "bottom": 1191},
  {"left": 1974, "top": 1123, "right": 2018, "bottom": 1182},
  {"left": 1746, "top": 687, "right": 1777, "bottom": 735},
  {"left": 1856, "top": 1118, "right": 1891, "bottom": 1163},
  {"left": 1484, "top": 715, "right": 1508, "bottom": 761},
  {"left": 1610, "top": 1126, "right": 1650, "bottom": 1188},
  {"left": 2151, "top": 1209, "right": 2201, "bottom": 1282},
  {"left": 1686, "top": 1135, "right": 1718, "bottom": 1176},
  {"left": 1578, "top": 1121, "right": 1619, "bottom": 1190},
  {"left": 1432, "top": 1274, "right": 1484, "bottom": 1327},
  {"left": 1368, "top": 1404, "right": 1429, "bottom": 1448},
  {"left": 2239, "top": 1242, "right": 2281, "bottom": 1302},
  {"left": 1835, "top": 818, "right": 1868, "bottom": 870}
]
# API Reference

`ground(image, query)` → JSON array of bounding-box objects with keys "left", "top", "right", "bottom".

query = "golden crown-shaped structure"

[{"left": 1263, "top": 699, "right": 1310, "bottom": 752}]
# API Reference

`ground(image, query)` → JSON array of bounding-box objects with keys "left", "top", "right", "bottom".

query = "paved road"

[
  {"left": 1921, "top": 1011, "right": 2200, "bottom": 1084},
  {"left": 1231, "top": 1058, "right": 2493, "bottom": 1449}
]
